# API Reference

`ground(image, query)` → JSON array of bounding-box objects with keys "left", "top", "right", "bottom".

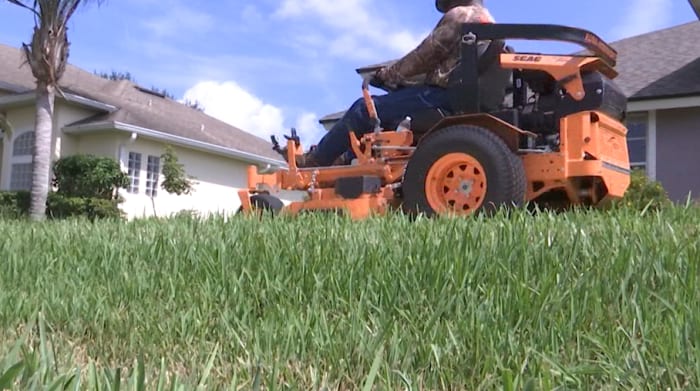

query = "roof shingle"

[
  {"left": 609, "top": 20, "right": 700, "bottom": 99},
  {"left": 0, "top": 42, "right": 282, "bottom": 162}
]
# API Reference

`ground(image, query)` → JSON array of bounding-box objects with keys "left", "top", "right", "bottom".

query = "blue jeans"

[{"left": 310, "top": 85, "right": 451, "bottom": 166}]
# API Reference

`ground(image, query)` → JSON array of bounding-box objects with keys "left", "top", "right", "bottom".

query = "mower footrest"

[{"left": 335, "top": 176, "right": 382, "bottom": 199}]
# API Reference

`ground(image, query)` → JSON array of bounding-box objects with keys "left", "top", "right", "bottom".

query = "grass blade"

[
  {"left": 0, "top": 361, "right": 25, "bottom": 390},
  {"left": 362, "top": 346, "right": 384, "bottom": 391}
]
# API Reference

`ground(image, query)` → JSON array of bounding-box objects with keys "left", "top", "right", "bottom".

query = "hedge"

[{"left": 0, "top": 191, "right": 123, "bottom": 220}]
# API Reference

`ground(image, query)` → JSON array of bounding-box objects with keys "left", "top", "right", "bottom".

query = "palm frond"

[
  {"left": 5, "top": 0, "right": 39, "bottom": 17},
  {"left": 7, "top": 0, "right": 104, "bottom": 88}
]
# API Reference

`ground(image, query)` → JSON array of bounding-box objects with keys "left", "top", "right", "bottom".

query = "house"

[
  {"left": 319, "top": 21, "right": 700, "bottom": 202},
  {"left": 0, "top": 42, "right": 303, "bottom": 219}
]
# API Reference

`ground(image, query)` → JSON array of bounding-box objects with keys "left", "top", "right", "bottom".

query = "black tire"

[
  {"left": 401, "top": 124, "right": 526, "bottom": 217},
  {"left": 237, "top": 193, "right": 284, "bottom": 215}
]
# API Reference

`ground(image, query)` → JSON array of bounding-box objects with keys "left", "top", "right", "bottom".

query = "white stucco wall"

[
  {"left": 75, "top": 132, "right": 121, "bottom": 158},
  {"left": 54, "top": 102, "right": 102, "bottom": 159},
  {"left": 104, "top": 135, "right": 303, "bottom": 219}
]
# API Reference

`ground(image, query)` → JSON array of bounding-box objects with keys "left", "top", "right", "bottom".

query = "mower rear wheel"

[
  {"left": 237, "top": 193, "right": 284, "bottom": 215},
  {"left": 401, "top": 124, "right": 526, "bottom": 217}
]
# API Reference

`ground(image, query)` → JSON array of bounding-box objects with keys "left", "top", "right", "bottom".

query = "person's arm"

[{"left": 377, "top": 6, "right": 492, "bottom": 86}]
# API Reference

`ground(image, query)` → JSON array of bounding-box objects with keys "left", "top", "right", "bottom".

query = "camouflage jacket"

[{"left": 380, "top": 5, "right": 495, "bottom": 88}]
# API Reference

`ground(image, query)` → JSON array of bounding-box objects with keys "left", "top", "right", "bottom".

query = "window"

[
  {"left": 12, "top": 132, "right": 34, "bottom": 156},
  {"left": 625, "top": 113, "right": 647, "bottom": 170},
  {"left": 9, "top": 131, "right": 34, "bottom": 191},
  {"left": 127, "top": 152, "right": 142, "bottom": 193},
  {"left": 145, "top": 155, "right": 160, "bottom": 197},
  {"left": 9, "top": 163, "right": 32, "bottom": 191}
]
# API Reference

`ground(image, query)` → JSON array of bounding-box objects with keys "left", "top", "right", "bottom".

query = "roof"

[
  {"left": 0, "top": 42, "right": 284, "bottom": 165},
  {"left": 319, "top": 20, "right": 700, "bottom": 123},
  {"left": 611, "top": 20, "right": 700, "bottom": 100},
  {"left": 320, "top": 110, "right": 346, "bottom": 124}
]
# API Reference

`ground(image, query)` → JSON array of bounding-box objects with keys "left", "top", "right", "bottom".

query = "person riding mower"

[
  {"left": 282, "top": 0, "right": 495, "bottom": 168},
  {"left": 238, "top": 9, "right": 631, "bottom": 219}
]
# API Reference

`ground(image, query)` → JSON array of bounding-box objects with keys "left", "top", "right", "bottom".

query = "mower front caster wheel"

[
  {"left": 401, "top": 124, "right": 526, "bottom": 217},
  {"left": 237, "top": 193, "right": 284, "bottom": 215}
]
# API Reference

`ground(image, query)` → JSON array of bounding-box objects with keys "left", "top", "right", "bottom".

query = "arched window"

[
  {"left": 13, "top": 131, "right": 34, "bottom": 156},
  {"left": 9, "top": 131, "right": 34, "bottom": 191}
]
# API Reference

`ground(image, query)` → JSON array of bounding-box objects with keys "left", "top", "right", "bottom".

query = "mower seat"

[
  {"left": 408, "top": 40, "right": 513, "bottom": 139},
  {"left": 472, "top": 40, "right": 513, "bottom": 113}
]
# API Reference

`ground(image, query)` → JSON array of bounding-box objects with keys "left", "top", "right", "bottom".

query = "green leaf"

[
  {"left": 160, "top": 145, "right": 195, "bottom": 196},
  {"left": 197, "top": 344, "right": 218, "bottom": 390},
  {"left": 156, "top": 358, "right": 167, "bottom": 391},
  {"left": 0, "top": 361, "right": 25, "bottom": 390},
  {"left": 136, "top": 354, "right": 145, "bottom": 391},
  {"left": 88, "top": 362, "right": 98, "bottom": 391},
  {"left": 362, "top": 346, "right": 384, "bottom": 391}
]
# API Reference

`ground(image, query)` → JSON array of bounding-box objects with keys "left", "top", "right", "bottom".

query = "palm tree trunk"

[{"left": 29, "top": 81, "right": 55, "bottom": 221}]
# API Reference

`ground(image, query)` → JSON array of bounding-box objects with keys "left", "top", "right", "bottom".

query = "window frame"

[
  {"left": 145, "top": 154, "right": 161, "bottom": 197},
  {"left": 127, "top": 151, "right": 142, "bottom": 194},
  {"left": 8, "top": 131, "right": 35, "bottom": 191},
  {"left": 9, "top": 162, "right": 33, "bottom": 191},
  {"left": 625, "top": 112, "right": 648, "bottom": 171}
]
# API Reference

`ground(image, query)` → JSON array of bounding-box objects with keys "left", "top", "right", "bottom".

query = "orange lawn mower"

[{"left": 237, "top": 22, "right": 632, "bottom": 219}]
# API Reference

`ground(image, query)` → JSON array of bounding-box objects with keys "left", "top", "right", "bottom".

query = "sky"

[{"left": 0, "top": 0, "right": 697, "bottom": 146}]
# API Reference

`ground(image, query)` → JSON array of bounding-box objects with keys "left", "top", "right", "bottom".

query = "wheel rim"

[{"left": 425, "top": 152, "right": 487, "bottom": 214}]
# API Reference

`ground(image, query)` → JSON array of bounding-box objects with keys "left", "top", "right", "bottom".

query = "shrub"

[
  {"left": 1, "top": 155, "right": 129, "bottom": 221},
  {"left": 50, "top": 154, "right": 128, "bottom": 220},
  {"left": 0, "top": 192, "right": 124, "bottom": 221},
  {"left": 160, "top": 145, "right": 195, "bottom": 196},
  {"left": 46, "top": 194, "right": 124, "bottom": 221},
  {"left": 616, "top": 169, "right": 671, "bottom": 211},
  {"left": 0, "top": 191, "right": 30, "bottom": 219},
  {"left": 52, "top": 154, "right": 129, "bottom": 200}
]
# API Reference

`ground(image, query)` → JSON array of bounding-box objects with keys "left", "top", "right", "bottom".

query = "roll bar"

[{"left": 461, "top": 23, "right": 618, "bottom": 67}]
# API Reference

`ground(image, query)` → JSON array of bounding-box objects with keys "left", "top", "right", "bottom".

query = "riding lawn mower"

[{"left": 237, "top": 22, "right": 631, "bottom": 219}]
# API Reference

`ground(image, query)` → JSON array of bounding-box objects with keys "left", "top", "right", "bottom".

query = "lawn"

[{"left": 1, "top": 206, "right": 699, "bottom": 390}]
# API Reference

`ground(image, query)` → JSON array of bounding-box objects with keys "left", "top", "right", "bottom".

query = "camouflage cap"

[{"left": 435, "top": 0, "right": 483, "bottom": 13}]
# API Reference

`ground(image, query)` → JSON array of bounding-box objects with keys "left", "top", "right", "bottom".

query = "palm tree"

[{"left": 7, "top": 0, "right": 103, "bottom": 220}]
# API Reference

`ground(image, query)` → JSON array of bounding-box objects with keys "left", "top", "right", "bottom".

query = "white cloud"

[
  {"left": 182, "top": 81, "right": 285, "bottom": 139},
  {"left": 273, "top": 0, "right": 425, "bottom": 61},
  {"left": 181, "top": 81, "right": 324, "bottom": 147},
  {"left": 140, "top": 3, "right": 214, "bottom": 38},
  {"left": 612, "top": 0, "right": 674, "bottom": 39},
  {"left": 275, "top": 0, "right": 373, "bottom": 31},
  {"left": 295, "top": 112, "right": 327, "bottom": 146},
  {"left": 387, "top": 31, "right": 426, "bottom": 54}
]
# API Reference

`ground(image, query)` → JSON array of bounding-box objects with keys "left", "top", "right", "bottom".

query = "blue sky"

[{"left": 0, "top": 0, "right": 697, "bottom": 145}]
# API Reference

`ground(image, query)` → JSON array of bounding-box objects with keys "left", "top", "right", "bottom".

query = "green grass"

[{"left": 1, "top": 206, "right": 700, "bottom": 389}]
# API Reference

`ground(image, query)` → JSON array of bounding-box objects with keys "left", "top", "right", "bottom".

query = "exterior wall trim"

[
  {"left": 0, "top": 91, "right": 118, "bottom": 113},
  {"left": 63, "top": 121, "right": 286, "bottom": 168},
  {"left": 628, "top": 95, "right": 700, "bottom": 112},
  {"left": 620, "top": 108, "right": 658, "bottom": 180},
  {"left": 647, "top": 110, "right": 657, "bottom": 181}
]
